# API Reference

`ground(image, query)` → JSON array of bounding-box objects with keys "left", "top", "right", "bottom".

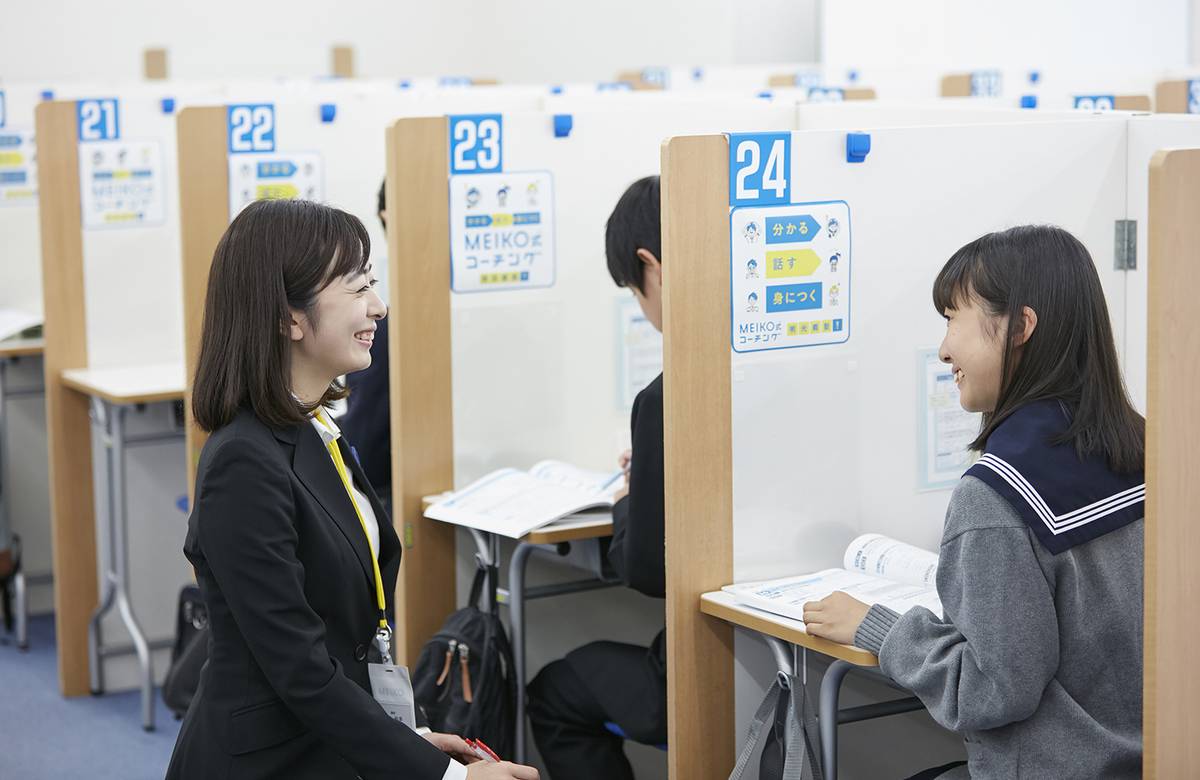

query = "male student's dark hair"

[
  {"left": 932, "top": 224, "right": 1144, "bottom": 473},
  {"left": 605, "top": 175, "right": 661, "bottom": 293}
]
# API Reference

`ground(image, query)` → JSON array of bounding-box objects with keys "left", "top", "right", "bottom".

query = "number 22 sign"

[
  {"left": 227, "top": 104, "right": 276, "bottom": 153},
  {"left": 729, "top": 133, "right": 791, "bottom": 207}
]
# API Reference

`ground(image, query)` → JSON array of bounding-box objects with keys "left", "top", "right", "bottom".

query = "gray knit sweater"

[{"left": 854, "top": 476, "right": 1143, "bottom": 779}]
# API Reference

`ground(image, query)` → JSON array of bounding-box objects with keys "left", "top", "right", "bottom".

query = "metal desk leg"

[
  {"left": 87, "top": 401, "right": 156, "bottom": 729},
  {"left": 14, "top": 570, "right": 27, "bottom": 650},
  {"left": 820, "top": 659, "right": 853, "bottom": 780},
  {"left": 508, "top": 541, "right": 543, "bottom": 764},
  {"left": 88, "top": 399, "right": 118, "bottom": 695},
  {"left": 111, "top": 405, "right": 155, "bottom": 730}
]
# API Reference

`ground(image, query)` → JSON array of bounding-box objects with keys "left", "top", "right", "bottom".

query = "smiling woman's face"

[
  {"left": 938, "top": 292, "right": 1007, "bottom": 414},
  {"left": 291, "top": 264, "right": 387, "bottom": 380}
]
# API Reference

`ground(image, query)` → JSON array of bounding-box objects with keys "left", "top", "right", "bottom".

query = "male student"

[
  {"left": 339, "top": 180, "right": 392, "bottom": 509},
  {"left": 527, "top": 176, "right": 666, "bottom": 780}
]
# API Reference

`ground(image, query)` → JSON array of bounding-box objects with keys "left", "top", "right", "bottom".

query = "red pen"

[
  {"left": 465, "top": 738, "right": 498, "bottom": 764},
  {"left": 474, "top": 738, "right": 502, "bottom": 763}
]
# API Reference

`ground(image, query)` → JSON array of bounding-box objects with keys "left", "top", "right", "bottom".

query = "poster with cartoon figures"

[
  {"left": 730, "top": 200, "right": 851, "bottom": 353},
  {"left": 449, "top": 171, "right": 555, "bottom": 293},
  {"left": 227, "top": 153, "right": 324, "bottom": 217},
  {"left": 78, "top": 140, "right": 166, "bottom": 229},
  {"left": 0, "top": 128, "right": 36, "bottom": 207}
]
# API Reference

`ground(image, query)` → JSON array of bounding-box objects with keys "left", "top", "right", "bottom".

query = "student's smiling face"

[
  {"left": 938, "top": 291, "right": 1007, "bottom": 413},
  {"left": 290, "top": 264, "right": 387, "bottom": 379}
]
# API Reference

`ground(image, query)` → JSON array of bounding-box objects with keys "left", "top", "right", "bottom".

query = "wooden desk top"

[
  {"left": 61, "top": 362, "right": 186, "bottom": 405},
  {"left": 700, "top": 590, "right": 879, "bottom": 667},
  {"left": 0, "top": 338, "right": 45, "bottom": 359},
  {"left": 421, "top": 495, "right": 614, "bottom": 545}
]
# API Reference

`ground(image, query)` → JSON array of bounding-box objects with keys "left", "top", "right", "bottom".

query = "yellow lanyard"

[{"left": 315, "top": 411, "right": 389, "bottom": 634}]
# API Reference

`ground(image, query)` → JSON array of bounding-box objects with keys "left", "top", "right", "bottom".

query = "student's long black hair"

[{"left": 933, "top": 225, "right": 1144, "bottom": 474}]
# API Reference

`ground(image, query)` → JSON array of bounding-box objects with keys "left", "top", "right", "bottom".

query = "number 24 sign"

[{"left": 729, "top": 133, "right": 791, "bottom": 207}]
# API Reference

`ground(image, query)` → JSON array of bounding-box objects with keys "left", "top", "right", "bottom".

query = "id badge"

[{"left": 368, "top": 663, "right": 418, "bottom": 730}]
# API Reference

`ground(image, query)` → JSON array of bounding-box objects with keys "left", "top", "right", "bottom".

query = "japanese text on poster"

[
  {"left": 79, "top": 139, "right": 166, "bottom": 229},
  {"left": 917, "top": 349, "right": 981, "bottom": 490},
  {"left": 449, "top": 170, "right": 555, "bottom": 293}
]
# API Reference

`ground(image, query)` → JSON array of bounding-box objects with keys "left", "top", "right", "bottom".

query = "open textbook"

[
  {"left": 723, "top": 534, "right": 942, "bottom": 624},
  {"left": 424, "top": 460, "right": 623, "bottom": 538}
]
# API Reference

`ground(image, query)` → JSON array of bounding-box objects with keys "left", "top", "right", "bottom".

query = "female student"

[
  {"left": 166, "top": 199, "right": 538, "bottom": 780},
  {"left": 803, "top": 225, "right": 1144, "bottom": 780}
]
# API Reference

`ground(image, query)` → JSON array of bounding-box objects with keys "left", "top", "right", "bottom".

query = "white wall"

[
  {"left": 823, "top": 0, "right": 1190, "bottom": 71},
  {"left": 0, "top": 0, "right": 819, "bottom": 85}
]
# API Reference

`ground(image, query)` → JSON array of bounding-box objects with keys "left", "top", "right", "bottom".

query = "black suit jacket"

[
  {"left": 608, "top": 373, "right": 668, "bottom": 674},
  {"left": 166, "top": 408, "right": 450, "bottom": 780}
]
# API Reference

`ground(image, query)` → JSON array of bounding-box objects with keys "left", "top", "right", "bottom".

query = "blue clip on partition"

[
  {"left": 847, "top": 69, "right": 860, "bottom": 83},
  {"left": 553, "top": 114, "right": 573, "bottom": 138},
  {"left": 40, "top": 89, "right": 55, "bottom": 101},
  {"left": 757, "top": 90, "right": 774, "bottom": 100},
  {"left": 846, "top": 132, "right": 871, "bottom": 163},
  {"left": 1020, "top": 94, "right": 1038, "bottom": 109},
  {"left": 1029, "top": 70, "right": 1041, "bottom": 84},
  {"left": 398, "top": 79, "right": 412, "bottom": 90},
  {"left": 161, "top": 97, "right": 176, "bottom": 115},
  {"left": 550, "top": 84, "right": 564, "bottom": 95},
  {"left": 320, "top": 103, "right": 337, "bottom": 123}
]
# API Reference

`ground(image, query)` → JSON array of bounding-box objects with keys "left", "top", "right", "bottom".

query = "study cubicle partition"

[
  {"left": 658, "top": 113, "right": 1200, "bottom": 778},
  {"left": 175, "top": 86, "right": 547, "bottom": 494},
  {"left": 382, "top": 98, "right": 800, "bottom": 760},
  {"left": 1144, "top": 147, "right": 1200, "bottom": 777},
  {"left": 35, "top": 84, "right": 224, "bottom": 702}
]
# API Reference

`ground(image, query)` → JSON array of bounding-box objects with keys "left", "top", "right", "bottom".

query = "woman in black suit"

[{"left": 166, "top": 200, "right": 538, "bottom": 780}]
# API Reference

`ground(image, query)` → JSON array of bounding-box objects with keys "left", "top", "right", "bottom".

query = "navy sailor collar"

[{"left": 964, "top": 399, "right": 1144, "bottom": 554}]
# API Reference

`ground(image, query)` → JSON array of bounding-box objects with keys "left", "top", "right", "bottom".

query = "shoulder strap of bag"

[{"left": 727, "top": 677, "right": 786, "bottom": 780}]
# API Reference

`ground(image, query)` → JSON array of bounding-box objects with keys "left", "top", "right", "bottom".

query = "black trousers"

[
  {"left": 904, "top": 761, "right": 968, "bottom": 779},
  {"left": 527, "top": 640, "right": 667, "bottom": 780}
]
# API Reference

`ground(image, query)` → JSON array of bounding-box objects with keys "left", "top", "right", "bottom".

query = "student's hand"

[
  {"left": 802, "top": 591, "right": 872, "bottom": 646},
  {"left": 617, "top": 448, "right": 632, "bottom": 477},
  {"left": 422, "top": 732, "right": 480, "bottom": 764},
  {"left": 465, "top": 761, "right": 540, "bottom": 780},
  {"left": 612, "top": 484, "right": 629, "bottom": 503}
]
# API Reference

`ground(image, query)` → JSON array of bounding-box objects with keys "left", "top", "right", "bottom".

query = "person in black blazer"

[
  {"left": 167, "top": 199, "right": 538, "bottom": 780},
  {"left": 527, "top": 177, "right": 666, "bottom": 780}
]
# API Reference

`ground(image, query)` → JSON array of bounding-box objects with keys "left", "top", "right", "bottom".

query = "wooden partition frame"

[
  {"left": 940, "top": 74, "right": 973, "bottom": 97},
  {"left": 1144, "top": 148, "right": 1200, "bottom": 776},
  {"left": 331, "top": 45, "right": 355, "bottom": 79},
  {"left": 661, "top": 134, "right": 735, "bottom": 779},
  {"left": 1153, "top": 80, "right": 1192, "bottom": 114},
  {"left": 35, "top": 101, "right": 99, "bottom": 696},
  {"left": 143, "top": 48, "right": 168, "bottom": 80},
  {"left": 385, "top": 117, "right": 457, "bottom": 665},
  {"left": 176, "top": 107, "right": 232, "bottom": 496},
  {"left": 1114, "top": 95, "right": 1153, "bottom": 112}
]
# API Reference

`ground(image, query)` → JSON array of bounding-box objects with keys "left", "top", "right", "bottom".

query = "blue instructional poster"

[
  {"left": 448, "top": 171, "right": 555, "bottom": 292},
  {"left": 0, "top": 127, "right": 36, "bottom": 207},
  {"left": 729, "top": 200, "right": 851, "bottom": 353},
  {"left": 1188, "top": 80, "right": 1200, "bottom": 114}
]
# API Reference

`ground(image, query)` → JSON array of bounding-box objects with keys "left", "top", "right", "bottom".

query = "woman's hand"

[
  {"left": 465, "top": 761, "right": 540, "bottom": 779},
  {"left": 422, "top": 732, "right": 480, "bottom": 764},
  {"left": 802, "top": 591, "right": 872, "bottom": 646}
]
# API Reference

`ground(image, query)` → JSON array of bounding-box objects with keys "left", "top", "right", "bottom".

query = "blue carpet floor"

[{"left": 0, "top": 614, "right": 180, "bottom": 779}]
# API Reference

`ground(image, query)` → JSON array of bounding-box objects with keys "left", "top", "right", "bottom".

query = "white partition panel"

[
  {"left": 1123, "top": 114, "right": 1200, "bottom": 413},
  {"left": 729, "top": 116, "right": 1131, "bottom": 582},
  {"left": 447, "top": 102, "right": 798, "bottom": 486}
]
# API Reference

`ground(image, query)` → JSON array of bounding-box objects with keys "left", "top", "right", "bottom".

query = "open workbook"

[
  {"left": 723, "top": 534, "right": 943, "bottom": 624},
  {"left": 424, "top": 460, "right": 624, "bottom": 538}
]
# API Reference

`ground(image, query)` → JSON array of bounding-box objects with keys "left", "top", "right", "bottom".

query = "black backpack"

[
  {"left": 413, "top": 567, "right": 516, "bottom": 758},
  {"left": 162, "top": 584, "right": 209, "bottom": 718}
]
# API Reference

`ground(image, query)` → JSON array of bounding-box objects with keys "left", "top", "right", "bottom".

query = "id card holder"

[{"left": 368, "top": 663, "right": 418, "bottom": 730}]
